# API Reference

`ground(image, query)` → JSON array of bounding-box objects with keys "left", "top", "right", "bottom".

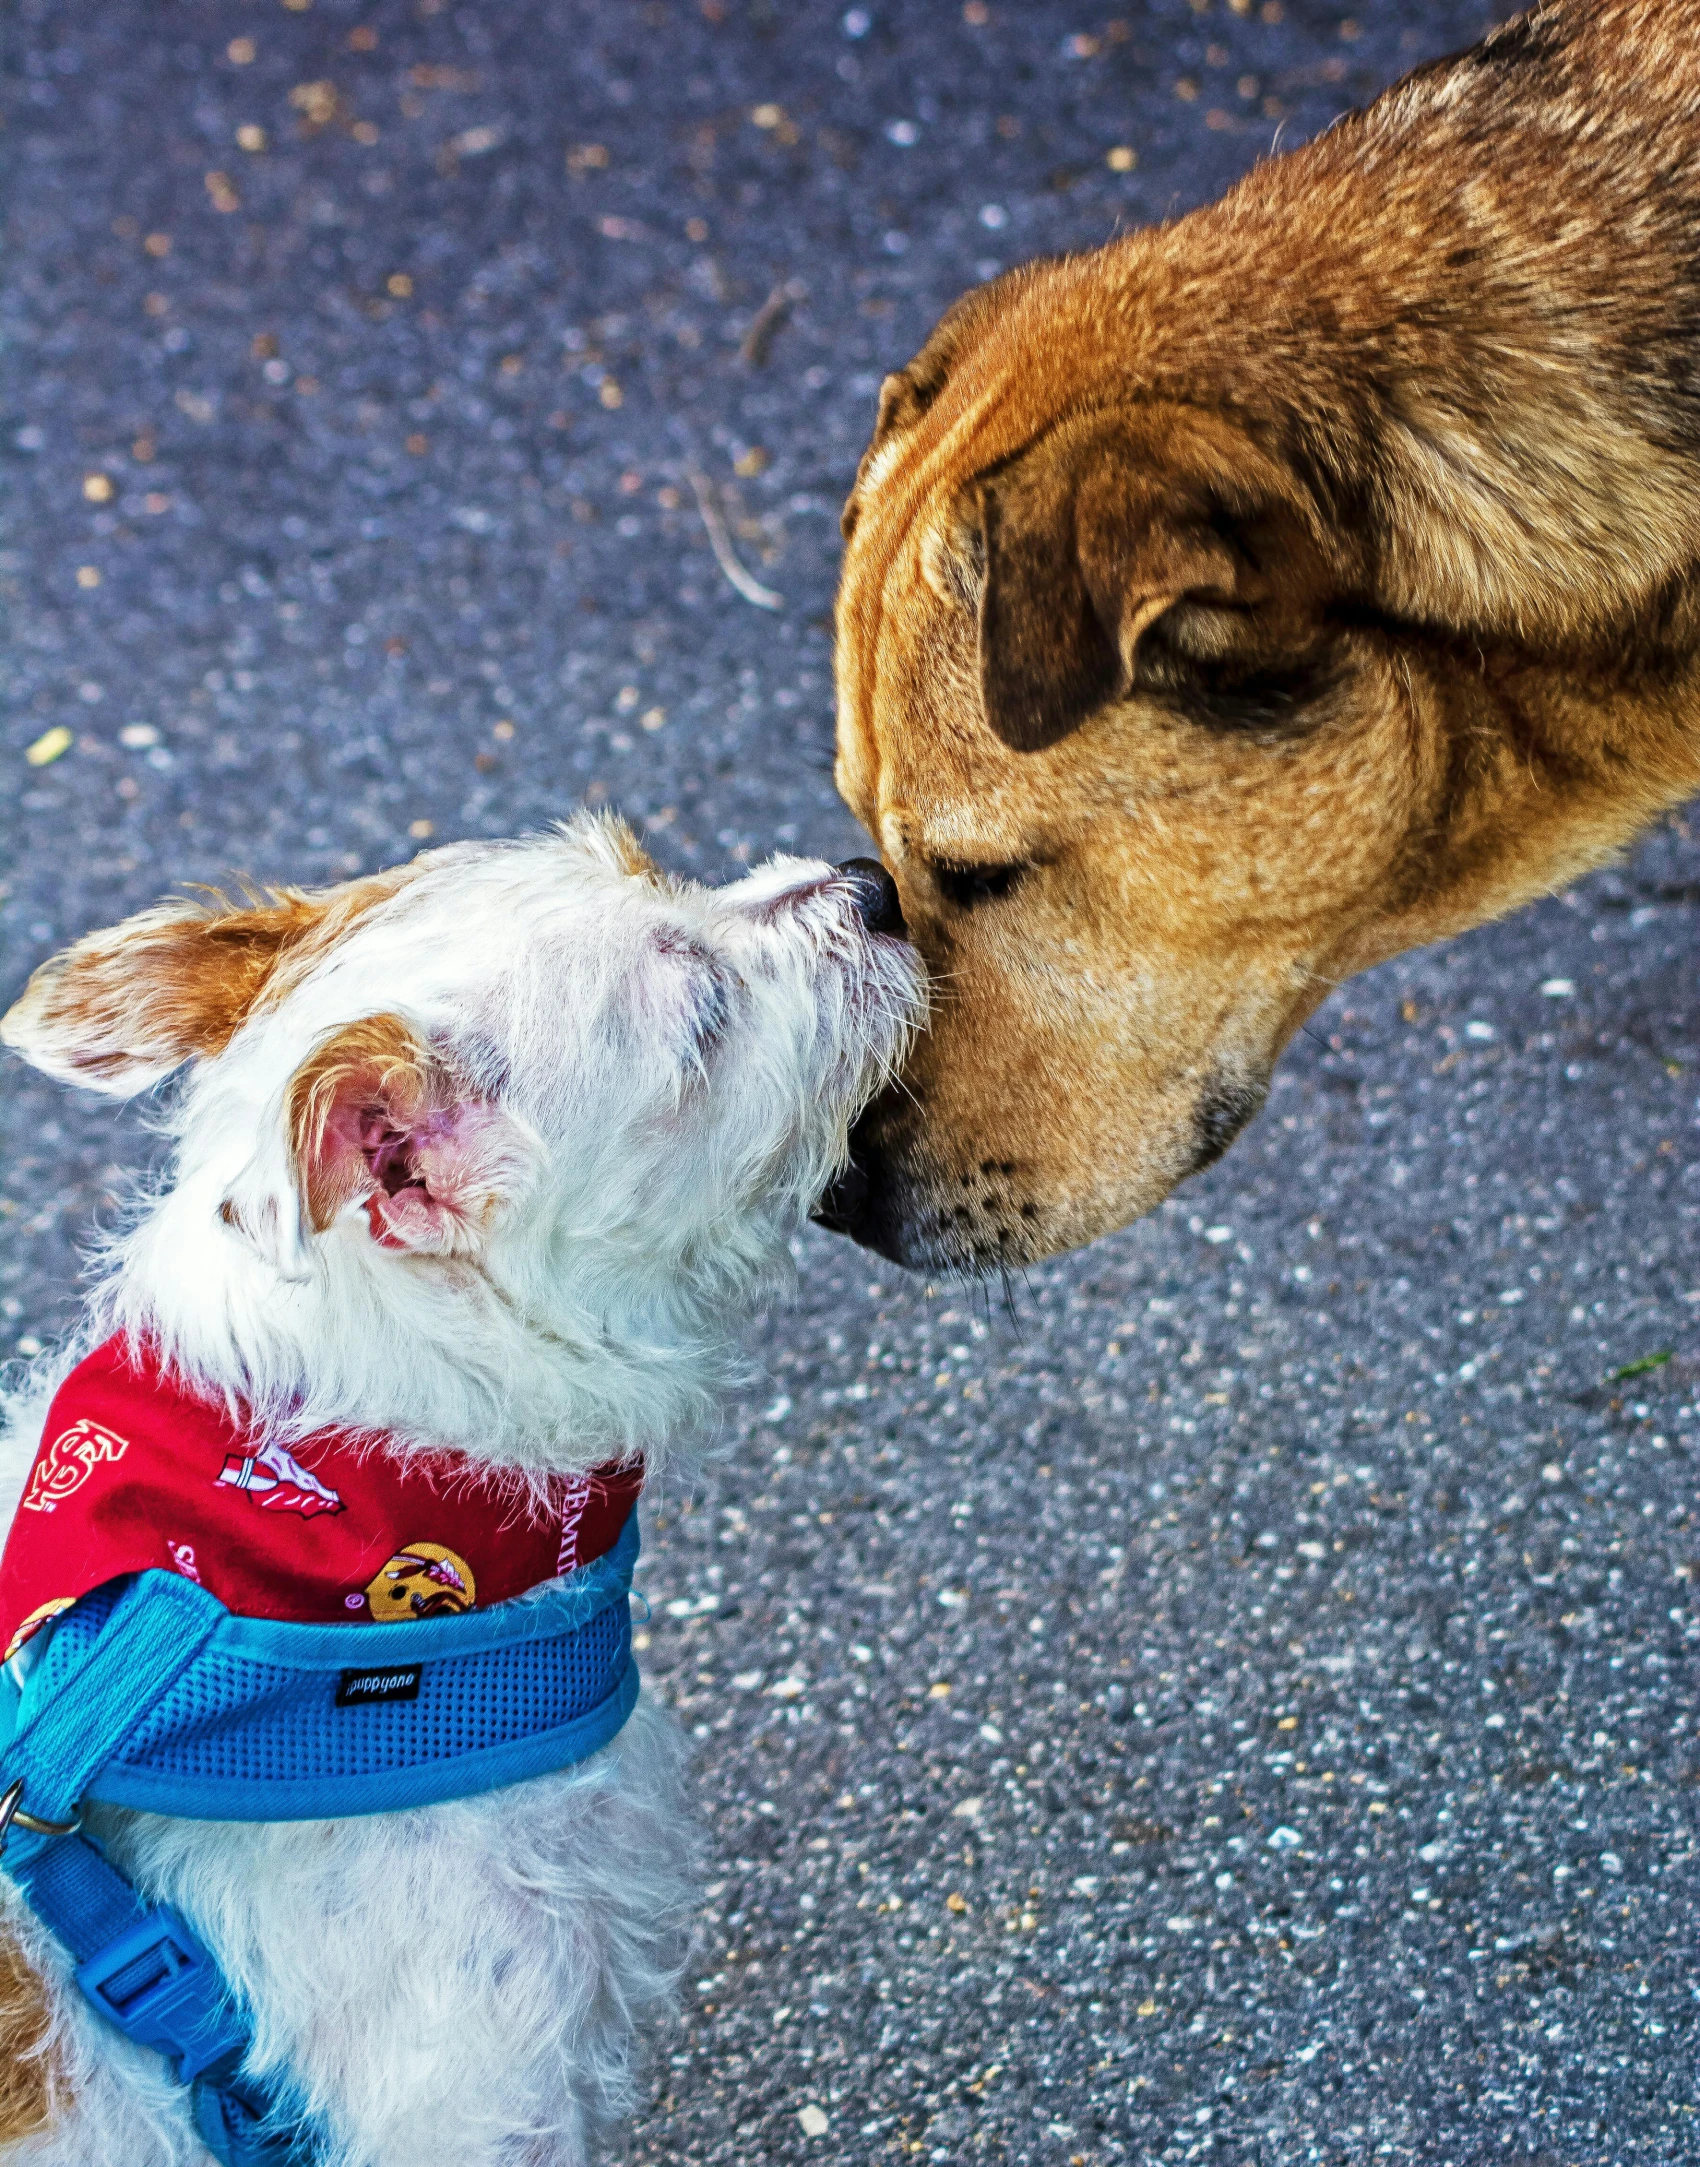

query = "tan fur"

[
  {"left": 600, "top": 818, "right": 659, "bottom": 880},
  {"left": 831, "top": 0, "right": 1700, "bottom": 1269},
  {"left": 0, "top": 866, "right": 418, "bottom": 1094},
  {"left": 0, "top": 889, "right": 329, "bottom": 1088},
  {"left": 0, "top": 1923, "right": 57, "bottom": 2143}
]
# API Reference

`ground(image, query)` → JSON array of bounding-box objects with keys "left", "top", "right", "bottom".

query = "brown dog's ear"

[
  {"left": 976, "top": 410, "right": 1333, "bottom": 753},
  {"left": 0, "top": 889, "right": 328, "bottom": 1094}
]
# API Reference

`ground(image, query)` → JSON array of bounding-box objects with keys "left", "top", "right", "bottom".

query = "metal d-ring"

[{"left": 0, "top": 1778, "right": 82, "bottom": 1854}]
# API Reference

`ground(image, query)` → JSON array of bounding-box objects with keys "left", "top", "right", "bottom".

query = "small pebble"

[{"left": 25, "top": 726, "right": 73, "bottom": 768}]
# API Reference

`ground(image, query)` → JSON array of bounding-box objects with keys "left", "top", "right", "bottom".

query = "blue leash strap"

[{"left": 1, "top": 1573, "right": 318, "bottom": 2165}]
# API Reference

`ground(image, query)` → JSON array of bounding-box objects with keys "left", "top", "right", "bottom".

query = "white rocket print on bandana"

[{"left": 218, "top": 1439, "right": 345, "bottom": 1519}]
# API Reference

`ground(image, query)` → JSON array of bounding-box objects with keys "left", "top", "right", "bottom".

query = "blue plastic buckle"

[{"left": 76, "top": 1908, "right": 249, "bottom": 2084}]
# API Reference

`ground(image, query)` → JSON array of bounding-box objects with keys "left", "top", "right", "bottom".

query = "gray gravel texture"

[{"left": 4, "top": 1, "right": 1699, "bottom": 2163}]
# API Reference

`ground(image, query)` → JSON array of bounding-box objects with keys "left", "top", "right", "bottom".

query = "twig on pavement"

[
  {"left": 739, "top": 282, "right": 798, "bottom": 367},
  {"left": 687, "top": 465, "right": 783, "bottom": 610}
]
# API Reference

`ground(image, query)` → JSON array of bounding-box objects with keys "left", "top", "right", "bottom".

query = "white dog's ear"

[
  {"left": 284, "top": 1013, "right": 539, "bottom": 1257},
  {"left": 0, "top": 889, "right": 328, "bottom": 1094}
]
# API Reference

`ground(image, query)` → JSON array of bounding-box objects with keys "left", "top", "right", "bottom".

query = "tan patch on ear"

[
  {"left": 1, "top": 861, "right": 419, "bottom": 1092},
  {"left": 1, "top": 889, "right": 328, "bottom": 1087},
  {"left": 287, "top": 1011, "right": 442, "bottom": 1232},
  {"left": 0, "top": 1927, "right": 58, "bottom": 2142}
]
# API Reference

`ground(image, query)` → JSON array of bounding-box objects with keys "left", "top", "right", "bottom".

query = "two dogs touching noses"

[
  {"left": 0, "top": 824, "right": 920, "bottom": 2165},
  {"left": 10, "top": 0, "right": 1700, "bottom": 2155}
]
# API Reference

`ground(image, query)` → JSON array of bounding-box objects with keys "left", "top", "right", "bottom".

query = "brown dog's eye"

[{"left": 930, "top": 859, "right": 1027, "bottom": 910}]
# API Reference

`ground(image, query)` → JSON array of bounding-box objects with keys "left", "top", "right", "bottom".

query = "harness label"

[{"left": 335, "top": 1663, "right": 424, "bottom": 1707}]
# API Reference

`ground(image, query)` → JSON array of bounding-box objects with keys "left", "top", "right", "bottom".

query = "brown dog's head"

[
  {"left": 826, "top": 103, "right": 1700, "bottom": 1272},
  {"left": 827, "top": 270, "right": 1384, "bottom": 1267}
]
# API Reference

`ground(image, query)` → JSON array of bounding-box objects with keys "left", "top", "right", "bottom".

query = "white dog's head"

[{"left": 1, "top": 818, "right": 924, "bottom": 1471}]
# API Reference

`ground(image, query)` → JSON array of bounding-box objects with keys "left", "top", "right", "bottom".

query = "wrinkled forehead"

[
  {"left": 837, "top": 503, "right": 953, "bottom": 832},
  {"left": 836, "top": 449, "right": 1014, "bottom": 839},
  {"left": 836, "top": 253, "right": 1150, "bottom": 813},
  {"left": 838, "top": 490, "right": 1039, "bottom": 860}
]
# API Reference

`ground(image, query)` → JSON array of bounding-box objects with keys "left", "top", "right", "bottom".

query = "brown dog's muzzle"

[
  {"left": 812, "top": 1096, "right": 1003, "bottom": 1269},
  {"left": 816, "top": 1061, "right": 1267, "bottom": 1272}
]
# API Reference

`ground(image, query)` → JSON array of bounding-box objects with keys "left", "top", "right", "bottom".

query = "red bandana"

[{"left": 0, "top": 1337, "right": 642, "bottom": 1663}]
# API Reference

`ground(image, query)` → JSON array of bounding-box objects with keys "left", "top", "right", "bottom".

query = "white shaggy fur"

[{"left": 0, "top": 818, "right": 922, "bottom": 2166}]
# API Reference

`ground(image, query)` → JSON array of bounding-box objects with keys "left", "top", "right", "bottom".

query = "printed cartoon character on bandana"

[
  {"left": 218, "top": 1439, "right": 344, "bottom": 1519},
  {"left": 362, "top": 1543, "right": 477, "bottom": 1622}
]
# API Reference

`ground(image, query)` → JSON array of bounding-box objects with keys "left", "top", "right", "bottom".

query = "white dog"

[{"left": 0, "top": 817, "right": 921, "bottom": 2167}]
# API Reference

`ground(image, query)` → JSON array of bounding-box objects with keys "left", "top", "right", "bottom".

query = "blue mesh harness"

[{"left": 0, "top": 1509, "right": 640, "bottom": 2165}]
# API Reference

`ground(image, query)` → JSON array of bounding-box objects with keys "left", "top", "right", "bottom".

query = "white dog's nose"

[{"left": 835, "top": 858, "right": 906, "bottom": 939}]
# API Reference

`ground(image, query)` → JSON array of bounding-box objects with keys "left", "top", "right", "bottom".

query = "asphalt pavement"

[{"left": 4, "top": 2, "right": 1699, "bottom": 2163}]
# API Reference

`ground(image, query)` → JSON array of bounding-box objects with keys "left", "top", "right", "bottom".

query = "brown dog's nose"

[{"left": 835, "top": 857, "right": 906, "bottom": 939}]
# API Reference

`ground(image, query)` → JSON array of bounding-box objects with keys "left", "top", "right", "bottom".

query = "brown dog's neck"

[
  {"left": 1340, "top": 616, "right": 1700, "bottom": 974},
  {"left": 1042, "top": 2, "right": 1700, "bottom": 662}
]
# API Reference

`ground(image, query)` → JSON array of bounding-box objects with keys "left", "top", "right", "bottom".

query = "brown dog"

[{"left": 825, "top": 0, "right": 1700, "bottom": 1271}]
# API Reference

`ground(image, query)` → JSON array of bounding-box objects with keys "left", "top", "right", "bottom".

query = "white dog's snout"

[
  {"left": 755, "top": 878, "right": 840, "bottom": 925},
  {"left": 718, "top": 861, "right": 840, "bottom": 924}
]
